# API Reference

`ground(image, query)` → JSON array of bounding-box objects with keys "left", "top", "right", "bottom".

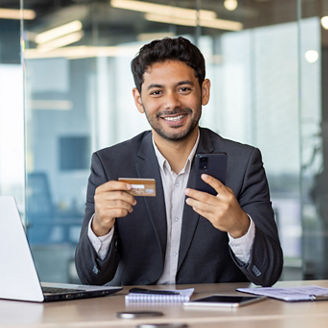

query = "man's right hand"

[{"left": 92, "top": 180, "right": 137, "bottom": 236}]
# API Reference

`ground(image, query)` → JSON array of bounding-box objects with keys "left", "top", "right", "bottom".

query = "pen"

[
  {"left": 129, "top": 288, "right": 180, "bottom": 295},
  {"left": 310, "top": 294, "right": 328, "bottom": 301}
]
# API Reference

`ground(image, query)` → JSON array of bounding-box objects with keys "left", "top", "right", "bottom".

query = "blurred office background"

[{"left": 0, "top": 0, "right": 327, "bottom": 283}]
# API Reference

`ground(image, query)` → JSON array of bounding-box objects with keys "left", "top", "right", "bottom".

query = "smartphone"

[
  {"left": 184, "top": 295, "right": 265, "bottom": 308},
  {"left": 190, "top": 153, "right": 227, "bottom": 195}
]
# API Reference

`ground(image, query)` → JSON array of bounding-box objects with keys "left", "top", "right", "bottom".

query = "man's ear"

[
  {"left": 201, "top": 79, "right": 211, "bottom": 106},
  {"left": 132, "top": 88, "right": 144, "bottom": 113}
]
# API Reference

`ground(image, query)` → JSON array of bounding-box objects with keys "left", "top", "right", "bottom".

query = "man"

[{"left": 75, "top": 37, "right": 283, "bottom": 287}]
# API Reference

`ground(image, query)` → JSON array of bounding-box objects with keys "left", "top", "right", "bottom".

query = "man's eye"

[
  {"left": 150, "top": 90, "right": 162, "bottom": 96},
  {"left": 179, "top": 87, "right": 192, "bottom": 93}
]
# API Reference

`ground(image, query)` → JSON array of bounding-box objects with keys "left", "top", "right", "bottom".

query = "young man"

[{"left": 75, "top": 37, "right": 283, "bottom": 287}]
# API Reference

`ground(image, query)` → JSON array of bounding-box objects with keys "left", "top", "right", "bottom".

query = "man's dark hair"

[{"left": 131, "top": 37, "right": 206, "bottom": 92}]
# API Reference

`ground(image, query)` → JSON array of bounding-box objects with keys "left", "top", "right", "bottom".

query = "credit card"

[{"left": 118, "top": 178, "right": 156, "bottom": 197}]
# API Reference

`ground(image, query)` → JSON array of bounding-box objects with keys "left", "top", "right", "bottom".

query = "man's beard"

[{"left": 144, "top": 107, "right": 201, "bottom": 142}]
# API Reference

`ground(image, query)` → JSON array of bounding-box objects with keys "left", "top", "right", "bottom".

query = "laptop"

[{"left": 0, "top": 195, "right": 122, "bottom": 302}]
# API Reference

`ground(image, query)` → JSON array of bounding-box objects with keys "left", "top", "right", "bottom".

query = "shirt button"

[
  {"left": 92, "top": 265, "right": 99, "bottom": 275},
  {"left": 175, "top": 217, "right": 180, "bottom": 222}
]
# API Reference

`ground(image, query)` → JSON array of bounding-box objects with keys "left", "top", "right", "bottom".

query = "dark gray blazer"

[{"left": 75, "top": 128, "right": 283, "bottom": 286}]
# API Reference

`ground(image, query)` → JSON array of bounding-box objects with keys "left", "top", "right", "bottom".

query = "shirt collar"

[{"left": 152, "top": 129, "right": 200, "bottom": 174}]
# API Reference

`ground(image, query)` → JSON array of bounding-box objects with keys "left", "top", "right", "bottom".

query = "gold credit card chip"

[{"left": 118, "top": 178, "right": 156, "bottom": 197}]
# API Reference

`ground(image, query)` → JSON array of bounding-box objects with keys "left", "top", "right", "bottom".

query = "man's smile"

[
  {"left": 162, "top": 114, "right": 186, "bottom": 121},
  {"left": 158, "top": 110, "right": 192, "bottom": 128}
]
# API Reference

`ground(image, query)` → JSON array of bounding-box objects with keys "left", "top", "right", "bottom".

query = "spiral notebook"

[{"left": 125, "top": 287, "right": 194, "bottom": 303}]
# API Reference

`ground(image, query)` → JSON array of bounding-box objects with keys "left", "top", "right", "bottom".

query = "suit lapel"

[
  {"left": 177, "top": 128, "right": 215, "bottom": 271},
  {"left": 135, "top": 133, "right": 167, "bottom": 259}
]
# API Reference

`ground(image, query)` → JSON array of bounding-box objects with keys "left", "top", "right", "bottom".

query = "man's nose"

[{"left": 164, "top": 92, "right": 181, "bottom": 110}]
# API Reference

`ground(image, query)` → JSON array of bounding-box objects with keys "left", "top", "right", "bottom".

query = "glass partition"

[
  {"left": 0, "top": 0, "right": 25, "bottom": 213},
  {"left": 300, "top": 0, "right": 328, "bottom": 279},
  {"left": 22, "top": 0, "right": 200, "bottom": 283},
  {"left": 13, "top": 0, "right": 328, "bottom": 282}
]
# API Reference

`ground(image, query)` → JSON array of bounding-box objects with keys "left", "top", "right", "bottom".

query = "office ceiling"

[{"left": 0, "top": 0, "right": 327, "bottom": 46}]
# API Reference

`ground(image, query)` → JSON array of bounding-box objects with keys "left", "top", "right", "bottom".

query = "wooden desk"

[{"left": 1, "top": 280, "right": 328, "bottom": 328}]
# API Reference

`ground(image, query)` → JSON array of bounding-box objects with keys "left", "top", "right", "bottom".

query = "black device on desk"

[
  {"left": 117, "top": 311, "right": 163, "bottom": 319},
  {"left": 137, "top": 324, "right": 188, "bottom": 328}
]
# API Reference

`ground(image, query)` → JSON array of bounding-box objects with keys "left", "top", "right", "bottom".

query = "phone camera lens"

[{"left": 199, "top": 157, "right": 208, "bottom": 170}]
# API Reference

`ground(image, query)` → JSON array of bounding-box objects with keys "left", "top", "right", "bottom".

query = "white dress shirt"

[{"left": 88, "top": 129, "right": 255, "bottom": 283}]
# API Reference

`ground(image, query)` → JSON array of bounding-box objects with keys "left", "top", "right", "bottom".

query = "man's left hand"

[{"left": 185, "top": 174, "right": 250, "bottom": 238}]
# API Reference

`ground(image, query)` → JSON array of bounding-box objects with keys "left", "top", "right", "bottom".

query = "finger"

[
  {"left": 201, "top": 174, "right": 226, "bottom": 196},
  {"left": 184, "top": 187, "right": 217, "bottom": 204},
  {"left": 94, "top": 206, "right": 131, "bottom": 230},
  {"left": 103, "top": 199, "right": 135, "bottom": 212},
  {"left": 96, "top": 180, "right": 132, "bottom": 193},
  {"left": 95, "top": 189, "right": 136, "bottom": 206},
  {"left": 95, "top": 201, "right": 134, "bottom": 222},
  {"left": 185, "top": 198, "right": 221, "bottom": 227},
  {"left": 100, "top": 206, "right": 133, "bottom": 218},
  {"left": 185, "top": 197, "right": 217, "bottom": 216},
  {"left": 185, "top": 197, "right": 228, "bottom": 231}
]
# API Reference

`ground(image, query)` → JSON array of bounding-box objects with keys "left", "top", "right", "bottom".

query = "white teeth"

[{"left": 163, "top": 115, "right": 184, "bottom": 121}]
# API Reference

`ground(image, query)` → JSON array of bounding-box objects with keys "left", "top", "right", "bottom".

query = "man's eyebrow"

[
  {"left": 147, "top": 81, "right": 194, "bottom": 90},
  {"left": 147, "top": 84, "right": 163, "bottom": 90},
  {"left": 176, "top": 80, "right": 194, "bottom": 86}
]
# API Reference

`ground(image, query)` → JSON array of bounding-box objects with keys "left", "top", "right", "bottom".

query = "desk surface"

[{"left": 1, "top": 280, "right": 328, "bottom": 328}]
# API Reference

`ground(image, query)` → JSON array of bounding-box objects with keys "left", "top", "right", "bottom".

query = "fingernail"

[{"left": 185, "top": 188, "right": 190, "bottom": 195}]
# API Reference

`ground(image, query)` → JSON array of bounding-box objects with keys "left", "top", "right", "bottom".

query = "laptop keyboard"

[{"left": 42, "top": 286, "right": 84, "bottom": 294}]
